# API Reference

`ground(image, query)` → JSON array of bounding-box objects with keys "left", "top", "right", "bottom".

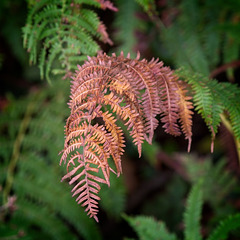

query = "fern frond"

[
  {"left": 23, "top": 0, "right": 116, "bottom": 81},
  {"left": 184, "top": 180, "right": 203, "bottom": 240},
  {"left": 160, "top": 0, "right": 240, "bottom": 78},
  {"left": 181, "top": 155, "right": 236, "bottom": 208},
  {"left": 222, "top": 34, "right": 240, "bottom": 80},
  {"left": 161, "top": 18, "right": 209, "bottom": 76},
  {"left": 0, "top": 80, "right": 102, "bottom": 239},
  {"left": 176, "top": 69, "right": 219, "bottom": 150},
  {"left": 113, "top": 0, "right": 141, "bottom": 56},
  {"left": 178, "top": 70, "right": 213, "bottom": 124},
  {"left": 123, "top": 214, "right": 178, "bottom": 240},
  {"left": 207, "top": 214, "right": 240, "bottom": 240},
  {"left": 61, "top": 52, "right": 193, "bottom": 220},
  {"left": 177, "top": 68, "right": 240, "bottom": 151}
]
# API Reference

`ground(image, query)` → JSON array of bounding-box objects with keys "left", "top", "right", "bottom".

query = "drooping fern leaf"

[
  {"left": 23, "top": 0, "right": 116, "bottom": 82},
  {"left": 184, "top": 180, "right": 203, "bottom": 240},
  {"left": 60, "top": 52, "right": 193, "bottom": 221},
  {"left": 123, "top": 214, "right": 178, "bottom": 240}
]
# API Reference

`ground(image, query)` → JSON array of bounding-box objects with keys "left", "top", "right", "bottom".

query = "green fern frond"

[
  {"left": 113, "top": 0, "right": 141, "bottom": 56},
  {"left": 160, "top": 0, "right": 240, "bottom": 77},
  {"left": 176, "top": 70, "right": 216, "bottom": 138},
  {"left": 184, "top": 180, "right": 203, "bottom": 240},
  {"left": 207, "top": 80, "right": 240, "bottom": 141},
  {"left": 181, "top": 155, "right": 236, "bottom": 209},
  {"left": 0, "top": 81, "right": 102, "bottom": 240},
  {"left": 207, "top": 214, "right": 240, "bottom": 240},
  {"left": 15, "top": 153, "right": 101, "bottom": 240},
  {"left": 23, "top": 0, "right": 115, "bottom": 82},
  {"left": 161, "top": 0, "right": 210, "bottom": 76},
  {"left": 205, "top": 80, "right": 224, "bottom": 135},
  {"left": 0, "top": 216, "right": 49, "bottom": 240},
  {"left": 220, "top": 0, "right": 240, "bottom": 80},
  {"left": 124, "top": 179, "right": 240, "bottom": 240},
  {"left": 16, "top": 199, "right": 73, "bottom": 240},
  {"left": 177, "top": 68, "right": 240, "bottom": 150},
  {"left": 123, "top": 214, "right": 178, "bottom": 240},
  {"left": 201, "top": 22, "right": 221, "bottom": 70}
]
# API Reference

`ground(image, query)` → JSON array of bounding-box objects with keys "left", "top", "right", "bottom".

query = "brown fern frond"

[{"left": 60, "top": 52, "right": 193, "bottom": 221}]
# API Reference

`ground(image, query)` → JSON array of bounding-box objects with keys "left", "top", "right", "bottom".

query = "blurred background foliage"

[{"left": 1, "top": 0, "right": 240, "bottom": 239}]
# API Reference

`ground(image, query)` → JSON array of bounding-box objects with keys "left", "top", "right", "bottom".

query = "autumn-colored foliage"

[{"left": 60, "top": 52, "right": 193, "bottom": 221}]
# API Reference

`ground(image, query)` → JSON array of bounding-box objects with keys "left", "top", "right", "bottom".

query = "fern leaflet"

[{"left": 184, "top": 180, "right": 203, "bottom": 240}]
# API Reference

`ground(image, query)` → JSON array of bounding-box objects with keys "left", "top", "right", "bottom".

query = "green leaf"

[
  {"left": 22, "top": 0, "right": 113, "bottom": 82},
  {"left": 184, "top": 180, "right": 203, "bottom": 240},
  {"left": 0, "top": 80, "right": 102, "bottom": 240},
  {"left": 123, "top": 214, "right": 178, "bottom": 240},
  {"left": 207, "top": 214, "right": 240, "bottom": 240},
  {"left": 113, "top": 0, "right": 141, "bottom": 56}
]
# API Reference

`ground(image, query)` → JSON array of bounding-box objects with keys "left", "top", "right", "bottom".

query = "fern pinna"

[{"left": 60, "top": 52, "right": 193, "bottom": 221}]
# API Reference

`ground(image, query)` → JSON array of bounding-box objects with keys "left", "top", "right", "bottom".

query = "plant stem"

[{"left": 3, "top": 100, "right": 36, "bottom": 205}]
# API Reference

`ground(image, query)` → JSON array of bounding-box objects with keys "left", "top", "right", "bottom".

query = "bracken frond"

[
  {"left": 60, "top": 52, "right": 193, "bottom": 221},
  {"left": 23, "top": 0, "right": 117, "bottom": 82}
]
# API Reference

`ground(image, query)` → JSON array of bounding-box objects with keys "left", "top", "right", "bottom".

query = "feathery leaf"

[{"left": 61, "top": 52, "right": 193, "bottom": 220}]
